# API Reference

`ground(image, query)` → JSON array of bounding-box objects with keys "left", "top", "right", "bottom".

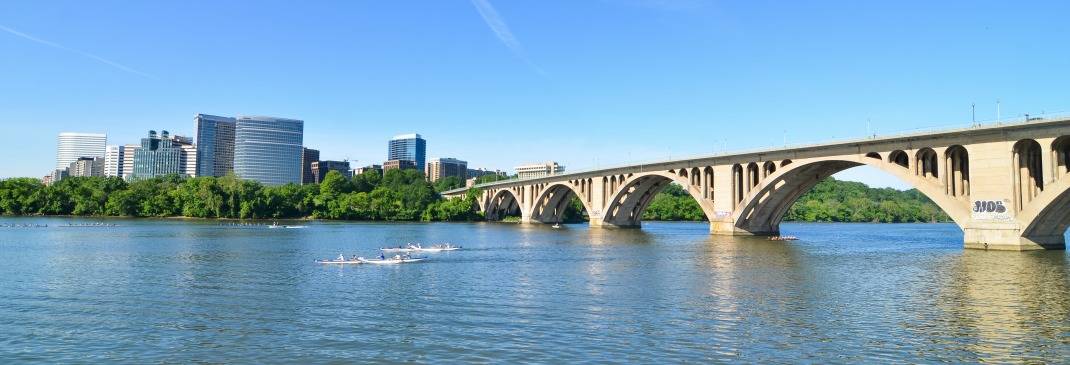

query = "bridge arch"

[
  {"left": 730, "top": 156, "right": 972, "bottom": 235},
  {"left": 1001, "top": 135, "right": 1070, "bottom": 248},
  {"left": 484, "top": 188, "right": 521, "bottom": 221},
  {"left": 530, "top": 182, "right": 594, "bottom": 224},
  {"left": 945, "top": 145, "right": 970, "bottom": 197},
  {"left": 889, "top": 150, "right": 909, "bottom": 168},
  {"left": 915, "top": 148, "right": 939, "bottom": 180},
  {"left": 1013, "top": 139, "right": 1044, "bottom": 211},
  {"left": 1053, "top": 136, "right": 1070, "bottom": 180},
  {"left": 600, "top": 171, "right": 716, "bottom": 228}
]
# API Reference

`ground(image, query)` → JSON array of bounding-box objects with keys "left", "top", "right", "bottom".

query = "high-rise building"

[
  {"left": 194, "top": 114, "right": 236, "bottom": 177},
  {"left": 121, "top": 145, "right": 136, "bottom": 180},
  {"left": 234, "top": 116, "right": 304, "bottom": 186},
  {"left": 132, "top": 130, "right": 185, "bottom": 179},
  {"left": 68, "top": 157, "right": 105, "bottom": 177},
  {"left": 301, "top": 148, "right": 320, "bottom": 184},
  {"left": 425, "top": 157, "right": 467, "bottom": 182},
  {"left": 515, "top": 161, "right": 565, "bottom": 180},
  {"left": 311, "top": 160, "right": 352, "bottom": 183},
  {"left": 56, "top": 132, "right": 106, "bottom": 170},
  {"left": 383, "top": 159, "right": 416, "bottom": 171},
  {"left": 104, "top": 145, "right": 123, "bottom": 178},
  {"left": 388, "top": 133, "right": 426, "bottom": 172},
  {"left": 173, "top": 135, "right": 197, "bottom": 178}
]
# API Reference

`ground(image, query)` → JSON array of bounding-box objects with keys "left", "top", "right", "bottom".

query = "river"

[{"left": 0, "top": 218, "right": 1067, "bottom": 363}]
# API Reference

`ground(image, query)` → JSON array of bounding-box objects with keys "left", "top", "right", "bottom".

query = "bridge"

[{"left": 443, "top": 117, "right": 1070, "bottom": 251}]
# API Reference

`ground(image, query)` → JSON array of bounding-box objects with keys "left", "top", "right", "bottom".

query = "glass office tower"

[
  {"left": 233, "top": 116, "right": 304, "bottom": 186},
  {"left": 132, "top": 130, "right": 184, "bottom": 180},
  {"left": 388, "top": 133, "right": 426, "bottom": 172},
  {"left": 194, "top": 114, "right": 236, "bottom": 177},
  {"left": 56, "top": 132, "right": 106, "bottom": 170}
]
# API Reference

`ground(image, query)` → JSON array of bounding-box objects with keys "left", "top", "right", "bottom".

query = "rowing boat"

[{"left": 359, "top": 257, "right": 425, "bottom": 264}]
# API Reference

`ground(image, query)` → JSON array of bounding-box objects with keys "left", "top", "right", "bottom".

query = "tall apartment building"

[
  {"left": 301, "top": 148, "right": 320, "bottom": 184},
  {"left": 515, "top": 161, "right": 565, "bottom": 180},
  {"left": 56, "top": 132, "right": 106, "bottom": 170},
  {"left": 194, "top": 114, "right": 236, "bottom": 177},
  {"left": 234, "top": 116, "right": 304, "bottom": 186},
  {"left": 132, "top": 130, "right": 185, "bottom": 179},
  {"left": 425, "top": 157, "right": 467, "bottom": 182},
  {"left": 388, "top": 133, "right": 426, "bottom": 172}
]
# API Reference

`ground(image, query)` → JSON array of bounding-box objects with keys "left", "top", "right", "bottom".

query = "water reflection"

[
  {"left": 939, "top": 250, "right": 1070, "bottom": 362},
  {"left": 0, "top": 218, "right": 1068, "bottom": 363}
]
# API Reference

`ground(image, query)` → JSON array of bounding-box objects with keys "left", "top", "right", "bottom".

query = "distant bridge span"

[{"left": 444, "top": 117, "right": 1070, "bottom": 251}]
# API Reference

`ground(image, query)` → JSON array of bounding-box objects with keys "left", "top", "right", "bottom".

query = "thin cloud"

[
  {"left": 469, "top": 0, "right": 546, "bottom": 75},
  {"left": 0, "top": 24, "right": 155, "bottom": 79}
]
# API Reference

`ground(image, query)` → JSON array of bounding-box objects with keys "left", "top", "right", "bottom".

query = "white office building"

[
  {"left": 56, "top": 132, "right": 106, "bottom": 170},
  {"left": 514, "top": 161, "right": 565, "bottom": 180}
]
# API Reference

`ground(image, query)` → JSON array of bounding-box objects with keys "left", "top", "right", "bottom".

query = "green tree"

[{"left": 433, "top": 176, "right": 464, "bottom": 192}]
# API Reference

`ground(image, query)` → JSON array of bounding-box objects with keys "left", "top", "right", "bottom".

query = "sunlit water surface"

[{"left": 0, "top": 218, "right": 1067, "bottom": 363}]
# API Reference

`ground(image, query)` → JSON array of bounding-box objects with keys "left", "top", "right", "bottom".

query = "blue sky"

[{"left": 1, "top": 1, "right": 1068, "bottom": 188}]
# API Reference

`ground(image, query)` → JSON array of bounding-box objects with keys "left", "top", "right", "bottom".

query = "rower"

[{"left": 336, "top": 254, "right": 345, "bottom": 261}]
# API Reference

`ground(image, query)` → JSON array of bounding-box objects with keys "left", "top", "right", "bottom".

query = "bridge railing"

[{"left": 443, "top": 111, "right": 1070, "bottom": 195}]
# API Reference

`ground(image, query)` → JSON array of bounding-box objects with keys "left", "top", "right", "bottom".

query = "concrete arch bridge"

[{"left": 443, "top": 117, "right": 1070, "bottom": 251}]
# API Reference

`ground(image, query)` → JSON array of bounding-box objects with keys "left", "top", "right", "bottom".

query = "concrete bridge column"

[
  {"left": 709, "top": 164, "right": 740, "bottom": 235},
  {"left": 587, "top": 177, "right": 608, "bottom": 227}
]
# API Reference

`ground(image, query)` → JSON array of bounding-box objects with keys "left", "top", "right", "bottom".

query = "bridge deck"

[{"left": 445, "top": 115, "right": 1070, "bottom": 195}]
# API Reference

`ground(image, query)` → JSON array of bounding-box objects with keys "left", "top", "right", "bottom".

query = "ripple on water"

[{"left": 0, "top": 219, "right": 1067, "bottom": 363}]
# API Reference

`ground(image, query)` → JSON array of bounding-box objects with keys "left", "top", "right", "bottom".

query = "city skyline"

[{"left": 3, "top": 1, "right": 1069, "bottom": 189}]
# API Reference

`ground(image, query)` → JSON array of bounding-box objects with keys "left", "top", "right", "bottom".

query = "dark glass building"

[
  {"left": 301, "top": 148, "right": 320, "bottom": 185},
  {"left": 234, "top": 116, "right": 304, "bottom": 186},
  {"left": 311, "top": 160, "right": 352, "bottom": 183},
  {"left": 194, "top": 114, "right": 236, "bottom": 177},
  {"left": 388, "top": 133, "right": 426, "bottom": 172}
]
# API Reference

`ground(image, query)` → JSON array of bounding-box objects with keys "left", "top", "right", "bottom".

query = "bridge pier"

[
  {"left": 709, "top": 220, "right": 776, "bottom": 236},
  {"left": 963, "top": 224, "right": 1066, "bottom": 251},
  {"left": 587, "top": 216, "right": 640, "bottom": 228}
]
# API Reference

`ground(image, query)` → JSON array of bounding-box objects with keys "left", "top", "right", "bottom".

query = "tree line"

[
  {"left": 0, "top": 172, "right": 950, "bottom": 224},
  {"left": 0, "top": 169, "right": 480, "bottom": 221},
  {"left": 640, "top": 178, "right": 951, "bottom": 223}
]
